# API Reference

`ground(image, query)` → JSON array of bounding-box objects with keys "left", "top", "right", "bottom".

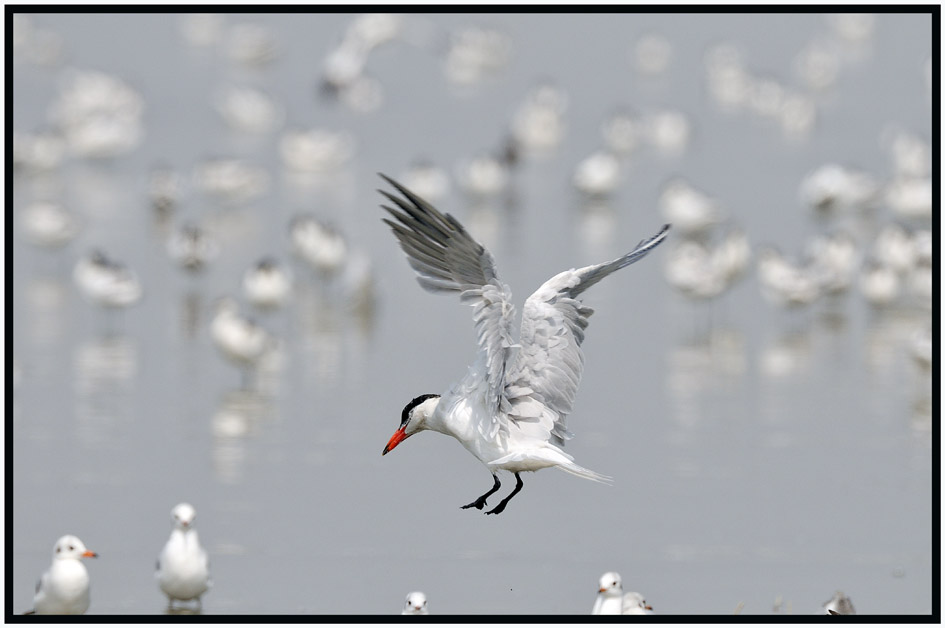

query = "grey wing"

[
  {"left": 505, "top": 224, "right": 670, "bottom": 446},
  {"left": 379, "top": 174, "right": 516, "bottom": 417}
]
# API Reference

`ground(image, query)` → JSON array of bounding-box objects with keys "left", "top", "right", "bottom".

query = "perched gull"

[
  {"left": 27, "top": 535, "right": 97, "bottom": 615},
  {"left": 592, "top": 572, "right": 653, "bottom": 615},
  {"left": 289, "top": 214, "right": 349, "bottom": 275},
  {"left": 402, "top": 591, "right": 429, "bottom": 615},
  {"left": 20, "top": 200, "right": 80, "bottom": 249},
  {"left": 378, "top": 174, "right": 669, "bottom": 514},
  {"left": 243, "top": 257, "right": 293, "bottom": 309},
  {"left": 73, "top": 250, "right": 143, "bottom": 308},
  {"left": 156, "top": 503, "right": 211, "bottom": 609}
]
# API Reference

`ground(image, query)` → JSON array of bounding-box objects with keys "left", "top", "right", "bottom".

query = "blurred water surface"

[{"left": 11, "top": 11, "right": 933, "bottom": 615}]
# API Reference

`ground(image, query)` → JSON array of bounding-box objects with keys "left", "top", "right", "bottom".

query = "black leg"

[
  {"left": 461, "top": 473, "right": 501, "bottom": 510},
  {"left": 485, "top": 472, "right": 524, "bottom": 515}
]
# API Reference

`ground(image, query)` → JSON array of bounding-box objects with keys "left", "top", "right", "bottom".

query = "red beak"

[
  {"left": 382, "top": 426, "right": 408, "bottom": 455},
  {"left": 83, "top": 550, "right": 97, "bottom": 558}
]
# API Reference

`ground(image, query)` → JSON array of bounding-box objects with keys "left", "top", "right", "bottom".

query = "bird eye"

[
  {"left": 68, "top": 545, "right": 74, "bottom": 551},
  {"left": 56, "top": 547, "right": 61, "bottom": 553}
]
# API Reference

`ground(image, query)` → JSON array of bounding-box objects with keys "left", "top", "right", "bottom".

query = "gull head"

[
  {"left": 623, "top": 591, "right": 654, "bottom": 613},
  {"left": 53, "top": 535, "right": 96, "bottom": 560},
  {"left": 383, "top": 394, "right": 440, "bottom": 455},
  {"left": 598, "top": 571, "right": 623, "bottom": 595},
  {"left": 402, "top": 591, "right": 428, "bottom": 615},
  {"left": 171, "top": 502, "right": 197, "bottom": 530}
]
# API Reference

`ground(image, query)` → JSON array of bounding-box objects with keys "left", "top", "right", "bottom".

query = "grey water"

[{"left": 10, "top": 12, "right": 933, "bottom": 616}]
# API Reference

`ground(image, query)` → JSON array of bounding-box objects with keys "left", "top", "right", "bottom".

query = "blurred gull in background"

[
  {"left": 289, "top": 214, "right": 349, "bottom": 276},
  {"left": 73, "top": 250, "right": 143, "bottom": 309},
  {"left": 20, "top": 200, "right": 80, "bottom": 249},
  {"left": 243, "top": 257, "right": 293, "bottom": 310},
  {"left": 193, "top": 157, "right": 270, "bottom": 205}
]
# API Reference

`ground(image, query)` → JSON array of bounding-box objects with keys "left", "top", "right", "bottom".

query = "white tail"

[{"left": 556, "top": 462, "right": 613, "bottom": 485}]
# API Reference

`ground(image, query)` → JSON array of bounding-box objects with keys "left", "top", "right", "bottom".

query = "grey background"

[{"left": 11, "top": 12, "right": 933, "bottom": 615}]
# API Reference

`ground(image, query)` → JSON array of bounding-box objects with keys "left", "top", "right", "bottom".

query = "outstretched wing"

[
  {"left": 504, "top": 224, "right": 670, "bottom": 447},
  {"left": 378, "top": 174, "right": 516, "bottom": 412}
]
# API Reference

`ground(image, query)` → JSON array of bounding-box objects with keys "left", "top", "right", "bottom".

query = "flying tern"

[{"left": 379, "top": 174, "right": 669, "bottom": 515}]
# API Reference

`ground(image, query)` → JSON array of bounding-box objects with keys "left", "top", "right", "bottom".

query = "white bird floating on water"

[
  {"left": 401, "top": 591, "right": 429, "bottom": 615},
  {"left": 378, "top": 174, "right": 669, "bottom": 514},
  {"left": 73, "top": 250, "right": 143, "bottom": 308},
  {"left": 156, "top": 503, "right": 211, "bottom": 610},
  {"left": 591, "top": 572, "right": 653, "bottom": 615},
  {"left": 27, "top": 535, "right": 97, "bottom": 615}
]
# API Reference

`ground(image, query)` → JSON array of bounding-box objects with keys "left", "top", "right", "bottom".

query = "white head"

[
  {"left": 623, "top": 591, "right": 654, "bottom": 613},
  {"left": 402, "top": 591, "right": 428, "bottom": 615},
  {"left": 171, "top": 503, "right": 197, "bottom": 530},
  {"left": 382, "top": 394, "right": 440, "bottom": 455},
  {"left": 52, "top": 535, "right": 96, "bottom": 560},
  {"left": 598, "top": 571, "right": 623, "bottom": 596}
]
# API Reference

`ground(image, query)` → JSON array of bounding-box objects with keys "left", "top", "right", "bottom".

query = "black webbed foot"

[{"left": 459, "top": 473, "right": 501, "bottom": 510}]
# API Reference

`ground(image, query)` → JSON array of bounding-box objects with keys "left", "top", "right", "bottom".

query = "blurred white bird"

[
  {"left": 659, "top": 178, "right": 722, "bottom": 236},
  {"left": 378, "top": 175, "right": 669, "bottom": 515},
  {"left": 27, "top": 535, "right": 97, "bottom": 615},
  {"left": 400, "top": 160, "right": 451, "bottom": 203},
  {"left": 858, "top": 259, "right": 900, "bottom": 308},
  {"left": 243, "top": 257, "right": 292, "bottom": 309},
  {"left": 756, "top": 247, "right": 820, "bottom": 309},
  {"left": 806, "top": 231, "right": 859, "bottom": 295},
  {"left": 572, "top": 150, "right": 621, "bottom": 197},
  {"left": 20, "top": 200, "right": 80, "bottom": 249},
  {"left": 592, "top": 572, "right": 653, "bottom": 615},
  {"left": 73, "top": 250, "right": 143, "bottom": 308},
  {"left": 454, "top": 152, "right": 509, "bottom": 198},
  {"left": 156, "top": 503, "right": 211, "bottom": 609},
  {"left": 402, "top": 591, "right": 429, "bottom": 615},
  {"left": 799, "top": 163, "right": 879, "bottom": 212},
  {"left": 210, "top": 297, "right": 276, "bottom": 377},
  {"left": 289, "top": 214, "right": 349, "bottom": 275}
]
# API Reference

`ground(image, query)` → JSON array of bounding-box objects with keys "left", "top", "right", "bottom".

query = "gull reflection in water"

[
  {"left": 74, "top": 334, "right": 137, "bottom": 447},
  {"left": 294, "top": 277, "right": 376, "bottom": 394},
  {"left": 759, "top": 328, "right": 813, "bottom": 379},
  {"left": 25, "top": 276, "right": 69, "bottom": 346},
  {"left": 668, "top": 327, "right": 747, "bottom": 429},
  {"left": 211, "top": 389, "right": 271, "bottom": 485}
]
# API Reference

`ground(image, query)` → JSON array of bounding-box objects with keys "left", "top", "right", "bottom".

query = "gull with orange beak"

[
  {"left": 592, "top": 572, "right": 654, "bottom": 614},
  {"left": 379, "top": 174, "right": 669, "bottom": 515},
  {"left": 27, "top": 535, "right": 98, "bottom": 615}
]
